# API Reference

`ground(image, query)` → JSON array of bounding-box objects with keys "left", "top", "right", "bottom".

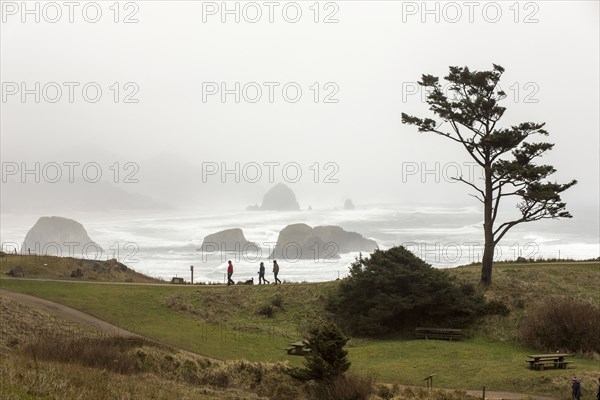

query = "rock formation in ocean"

[
  {"left": 22, "top": 216, "right": 102, "bottom": 258},
  {"left": 247, "top": 183, "right": 300, "bottom": 211},
  {"left": 344, "top": 199, "right": 355, "bottom": 210},
  {"left": 199, "top": 228, "right": 259, "bottom": 252},
  {"left": 270, "top": 223, "right": 377, "bottom": 260}
]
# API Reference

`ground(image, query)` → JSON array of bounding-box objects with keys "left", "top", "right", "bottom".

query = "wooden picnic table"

[
  {"left": 286, "top": 340, "right": 311, "bottom": 356},
  {"left": 526, "top": 353, "right": 573, "bottom": 370}
]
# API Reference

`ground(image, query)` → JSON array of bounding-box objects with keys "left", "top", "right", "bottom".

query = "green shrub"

[
  {"left": 288, "top": 323, "right": 350, "bottom": 382},
  {"left": 374, "top": 383, "right": 397, "bottom": 400},
  {"left": 520, "top": 297, "right": 600, "bottom": 353},
  {"left": 328, "top": 246, "right": 485, "bottom": 336}
]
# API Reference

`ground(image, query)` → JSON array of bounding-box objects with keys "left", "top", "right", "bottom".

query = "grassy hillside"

[
  {"left": 1, "top": 261, "right": 599, "bottom": 398},
  {"left": 0, "top": 296, "right": 474, "bottom": 400},
  {"left": 447, "top": 262, "right": 600, "bottom": 343},
  {"left": 0, "top": 296, "right": 297, "bottom": 400},
  {"left": 0, "top": 253, "right": 162, "bottom": 283}
]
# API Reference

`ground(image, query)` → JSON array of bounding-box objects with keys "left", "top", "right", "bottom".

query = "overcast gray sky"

[{"left": 1, "top": 1, "right": 598, "bottom": 212}]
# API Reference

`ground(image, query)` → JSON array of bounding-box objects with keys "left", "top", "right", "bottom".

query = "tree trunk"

[
  {"left": 481, "top": 164, "right": 494, "bottom": 286},
  {"left": 481, "top": 240, "right": 494, "bottom": 286}
]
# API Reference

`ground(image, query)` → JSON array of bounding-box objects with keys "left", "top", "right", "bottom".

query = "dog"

[{"left": 244, "top": 277, "right": 254, "bottom": 285}]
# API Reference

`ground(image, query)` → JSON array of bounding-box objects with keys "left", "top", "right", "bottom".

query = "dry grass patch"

[{"left": 1, "top": 254, "right": 162, "bottom": 283}]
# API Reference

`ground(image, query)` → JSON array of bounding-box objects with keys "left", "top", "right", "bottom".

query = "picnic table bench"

[
  {"left": 286, "top": 340, "right": 312, "bottom": 356},
  {"left": 416, "top": 327, "right": 464, "bottom": 341},
  {"left": 526, "top": 354, "right": 573, "bottom": 370}
]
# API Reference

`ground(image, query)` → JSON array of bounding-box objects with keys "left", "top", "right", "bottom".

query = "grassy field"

[
  {"left": 0, "top": 295, "right": 297, "bottom": 400},
  {"left": 0, "top": 294, "right": 473, "bottom": 400},
  {"left": 0, "top": 278, "right": 330, "bottom": 362},
  {"left": 1, "top": 260, "right": 599, "bottom": 397}
]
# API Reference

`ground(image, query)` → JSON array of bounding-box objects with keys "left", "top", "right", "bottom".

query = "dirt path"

[
  {"left": 0, "top": 289, "right": 210, "bottom": 360},
  {"left": 0, "top": 288, "right": 558, "bottom": 400},
  {"left": 0, "top": 288, "right": 143, "bottom": 337},
  {"left": 463, "top": 388, "right": 556, "bottom": 400}
]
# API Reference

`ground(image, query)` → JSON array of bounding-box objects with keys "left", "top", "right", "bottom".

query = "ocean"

[{"left": 1, "top": 204, "right": 598, "bottom": 282}]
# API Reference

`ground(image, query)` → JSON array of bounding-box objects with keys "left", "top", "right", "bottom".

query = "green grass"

[
  {"left": 2, "top": 261, "right": 599, "bottom": 397},
  {"left": 350, "top": 336, "right": 599, "bottom": 394},
  {"left": 0, "top": 279, "right": 331, "bottom": 363}
]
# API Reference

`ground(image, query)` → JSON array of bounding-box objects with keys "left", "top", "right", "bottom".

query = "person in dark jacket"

[
  {"left": 227, "top": 260, "right": 234, "bottom": 286},
  {"left": 258, "top": 262, "right": 269, "bottom": 284},
  {"left": 273, "top": 260, "right": 281, "bottom": 284},
  {"left": 572, "top": 376, "right": 582, "bottom": 400}
]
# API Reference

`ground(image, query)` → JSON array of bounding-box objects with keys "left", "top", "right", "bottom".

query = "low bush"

[
  {"left": 322, "top": 373, "right": 374, "bottom": 400},
  {"left": 520, "top": 297, "right": 600, "bottom": 353},
  {"left": 23, "top": 336, "right": 151, "bottom": 374},
  {"left": 374, "top": 383, "right": 397, "bottom": 400},
  {"left": 328, "top": 246, "right": 485, "bottom": 336},
  {"left": 257, "top": 304, "right": 275, "bottom": 318}
]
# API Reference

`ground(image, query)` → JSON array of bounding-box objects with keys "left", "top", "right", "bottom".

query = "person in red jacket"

[{"left": 227, "top": 260, "right": 234, "bottom": 286}]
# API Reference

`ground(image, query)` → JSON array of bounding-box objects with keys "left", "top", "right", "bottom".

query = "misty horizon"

[{"left": 1, "top": 1, "right": 599, "bottom": 277}]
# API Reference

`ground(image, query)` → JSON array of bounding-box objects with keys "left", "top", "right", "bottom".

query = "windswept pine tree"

[{"left": 402, "top": 65, "right": 577, "bottom": 286}]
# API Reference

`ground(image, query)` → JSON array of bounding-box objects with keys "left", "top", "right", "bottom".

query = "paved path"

[{"left": 0, "top": 288, "right": 558, "bottom": 400}]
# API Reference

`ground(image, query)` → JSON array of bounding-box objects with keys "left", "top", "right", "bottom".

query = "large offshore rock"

[
  {"left": 199, "top": 228, "right": 258, "bottom": 252},
  {"left": 247, "top": 183, "right": 300, "bottom": 211},
  {"left": 270, "top": 223, "right": 377, "bottom": 260},
  {"left": 22, "top": 216, "right": 102, "bottom": 258},
  {"left": 344, "top": 199, "right": 355, "bottom": 210}
]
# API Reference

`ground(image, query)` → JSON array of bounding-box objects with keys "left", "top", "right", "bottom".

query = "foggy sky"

[{"left": 1, "top": 1, "right": 598, "bottom": 215}]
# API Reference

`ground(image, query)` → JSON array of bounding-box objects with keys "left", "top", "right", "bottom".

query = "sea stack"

[
  {"left": 344, "top": 199, "right": 355, "bottom": 210},
  {"left": 247, "top": 183, "right": 300, "bottom": 211},
  {"left": 270, "top": 223, "right": 377, "bottom": 260},
  {"left": 199, "top": 228, "right": 258, "bottom": 252},
  {"left": 22, "top": 216, "right": 102, "bottom": 258}
]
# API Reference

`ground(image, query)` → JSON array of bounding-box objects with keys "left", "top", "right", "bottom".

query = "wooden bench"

[{"left": 416, "top": 328, "right": 464, "bottom": 341}]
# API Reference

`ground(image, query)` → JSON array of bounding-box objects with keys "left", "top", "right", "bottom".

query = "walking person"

[
  {"left": 572, "top": 376, "right": 582, "bottom": 400},
  {"left": 227, "top": 260, "right": 234, "bottom": 286},
  {"left": 258, "top": 262, "right": 269, "bottom": 285},
  {"left": 273, "top": 260, "right": 282, "bottom": 285}
]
